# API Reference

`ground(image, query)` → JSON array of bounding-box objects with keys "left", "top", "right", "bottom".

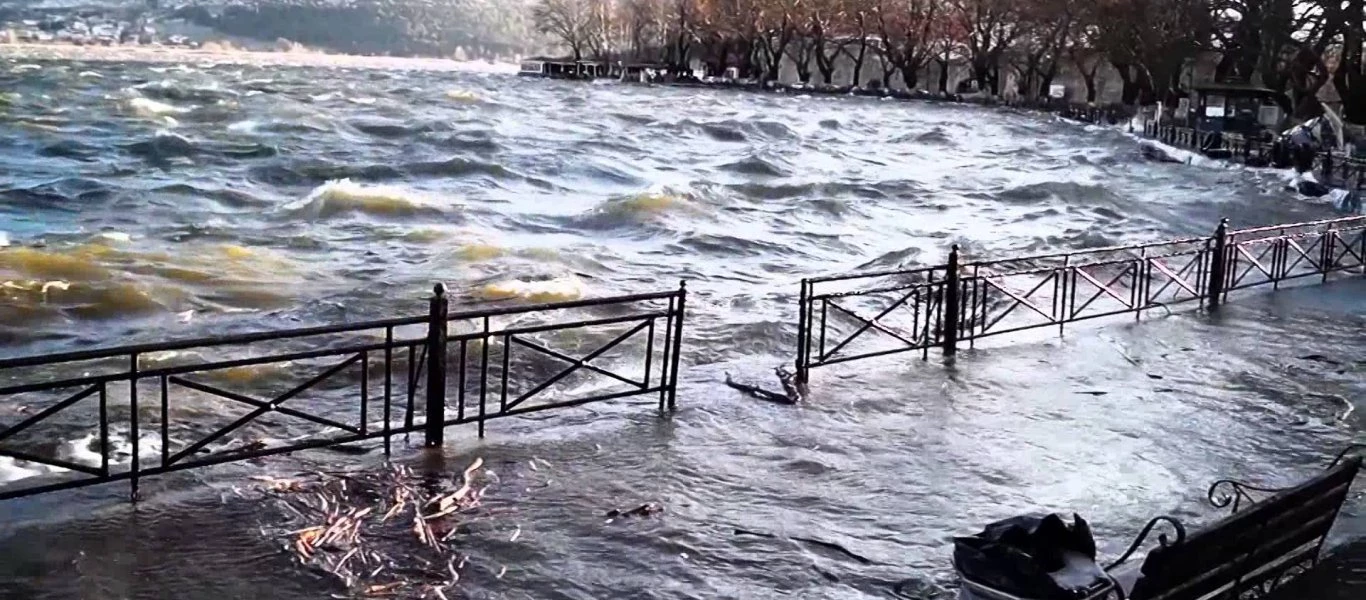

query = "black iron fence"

[
  {"left": 1140, "top": 121, "right": 1366, "bottom": 191},
  {"left": 0, "top": 283, "right": 686, "bottom": 501},
  {"left": 796, "top": 216, "right": 1366, "bottom": 382}
]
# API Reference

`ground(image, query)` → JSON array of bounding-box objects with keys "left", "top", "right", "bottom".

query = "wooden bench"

[{"left": 1104, "top": 452, "right": 1362, "bottom": 600}]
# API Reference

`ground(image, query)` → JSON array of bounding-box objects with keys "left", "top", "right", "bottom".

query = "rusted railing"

[
  {"left": 0, "top": 283, "right": 687, "bottom": 501},
  {"left": 796, "top": 216, "right": 1366, "bottom": 382}
]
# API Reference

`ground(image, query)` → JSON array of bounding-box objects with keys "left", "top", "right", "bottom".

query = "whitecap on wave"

[
  {"left": 125, "top": 96, "right": 190, "bottom": 118},
  {"left": 445, "top": 89, "right": 480, "bottom": 102},
  {"left": 477, "top": 275, "right": 585, "bottom": 303},
  {"left": 0, "top": 428, "right": 164, "bottom": 485},
  {"left": 284, "top": 179, "right": 454, "bottom": 219}
]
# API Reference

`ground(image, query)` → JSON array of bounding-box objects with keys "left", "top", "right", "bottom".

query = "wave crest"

[
  {"left": 476, "top": 275, "right": 584, "bottom": 303},
  {"left": 284, "top": 179, "right": 454, "bottom": 219},
  {"left": 572, "top": 189, "right": 703, "bottom": 230}
]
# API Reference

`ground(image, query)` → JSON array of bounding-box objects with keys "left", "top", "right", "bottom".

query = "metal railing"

[
  {"left": 795, "top": 265, "right": 950, "bottom": 375},
  {"left": 1140, "top": 121, "right": 1366, "bottom": 191},
  {"left": 796, "top": 217, "right": 1366, "bottom": 382},
  {"left": 0, "top": 283, "right": 687, "bottom": 501}
]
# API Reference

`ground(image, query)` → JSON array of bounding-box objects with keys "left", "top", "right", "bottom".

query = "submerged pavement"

[{"left": 0, "top": 277, "right": 1362, "bottom": 599}]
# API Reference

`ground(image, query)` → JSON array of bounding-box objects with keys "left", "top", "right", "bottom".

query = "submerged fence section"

[
  {"left": 796, "top": 216, "right": 1366, "bottom": 382},
  {"left": 0, "top": 283, "right": 686, "bottom": 501},
  {"left": 5, "top": 214, "right": 1365, "bottom": 501}
]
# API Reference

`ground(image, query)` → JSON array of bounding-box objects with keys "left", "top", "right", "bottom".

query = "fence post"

[
  {"left": 942, "top": 245, "right": 961, "bottom": 356},
  {"left": 424, "top": 283, "right": 448, "bottom": 447},
  {"left": 667, "top": 281, "right": 686, "bottom": 411},
  {"left": 796, "top": 279, "right": 809, "bottom": 385},
  {"left": 1208, "top": 219, "right": 1229, "bottom": 310},
  {"left": 1322, "top": 222, "right": 1336, "bottom": 282},
  {"left": 1323, "top": 152, "right": 1334, "bottom": 184},
  {"left": 129, "top": 353, "right": 139, "bottom": 501}
]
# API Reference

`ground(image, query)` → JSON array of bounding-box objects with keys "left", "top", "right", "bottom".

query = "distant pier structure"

[{"left": 518, "top": 57, "right": 678, "bottom": 83}]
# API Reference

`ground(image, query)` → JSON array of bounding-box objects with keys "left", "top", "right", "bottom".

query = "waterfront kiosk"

[
  {"left": 1190, "top": 82, "right": 1286, "bottom": 139},
  {"left": 518, "top": 58, "right": 613, "bottom": 80},
  {"left": 518, "top": 58, "right": 548, "bottom": 77}
]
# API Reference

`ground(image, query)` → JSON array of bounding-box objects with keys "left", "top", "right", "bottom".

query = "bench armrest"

[
  {"left": 1206, "top": 479, "right": 1289, "bottom": 514},
  {"left": 1104, "top": 515, "right": 1186, "bottom": 572},
  {"left": 1329, "top": 443, "right": 1366, "bottom": 469},
  {"left": 1207, "top": 443, "right": 1366, "bottom": 515}
]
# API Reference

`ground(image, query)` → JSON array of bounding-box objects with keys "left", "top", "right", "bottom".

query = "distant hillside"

[
  {"left": 175, "top": 0, "right": 543, "bottom": 58},
  {"left": 0, "top": 0, "right": 548, "bottom": 58}
]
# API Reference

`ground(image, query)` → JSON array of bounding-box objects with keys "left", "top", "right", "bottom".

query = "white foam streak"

[{"left": 127, "top": 96, "right": 189, "bottom": 118}]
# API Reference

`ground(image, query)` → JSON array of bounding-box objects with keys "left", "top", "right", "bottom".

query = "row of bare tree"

[{"left": 531, "top": 0, "right": 1366, "bottom": 123}]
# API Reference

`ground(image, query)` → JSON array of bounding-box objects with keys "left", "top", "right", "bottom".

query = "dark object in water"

[
  {"left": 1138, "top": 143, "right": 1183, "bottom": 164},
  {"left": 1297, "top": 179, "right": 1332, "bottom": 198},
  {"left": 723, "top": 366, "right": 804, "bottom": 404},
  {"left": 1292, "top": 180, "right": 1361, "bottom": 213},
  {"left": 954, "top": 513, "right": 1112, "bottom": 599},
  {"left": 606, "top": 503, "right": 662, "bottom": 518},
  {"left": 733, "top": 528, "right": 877, "bottom": 564}
]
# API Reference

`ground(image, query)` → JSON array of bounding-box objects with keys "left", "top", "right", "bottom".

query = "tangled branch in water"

[
  {"left": 724, "top": 366, "right": 805, "bottom": 404},
  {"left": 251, "top": 458, "right": 494, "bottom": 598}
]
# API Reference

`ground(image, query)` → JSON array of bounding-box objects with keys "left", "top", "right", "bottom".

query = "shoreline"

[
  {"left": 526, "top": 71, "right": 1366, "bottom": 204},
  {"left": 0, "top": 42, "right": 520, "bottom": 73}
]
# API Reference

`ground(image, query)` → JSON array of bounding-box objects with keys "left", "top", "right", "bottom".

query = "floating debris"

[
  {"left": 605, "top": 502, "right": 663, "bottom": 520},
  {"left": 732, "top": 528, "right": 878, "bottom": 565},
  {"left": 256, "top": 459, "right": 492, "bottom": 598},
  {"left": 724, "top": 366, "right": 804, "bottom": 404}
]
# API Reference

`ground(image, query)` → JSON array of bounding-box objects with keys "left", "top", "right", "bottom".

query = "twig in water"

[
  {"left": 724, "top": 372, "right": 797, "bottom": 405},
  {"left": 790, "top": 535, "right": 876, "bottom": 565},
  {"left": 335, "top": 547, "right": 359, "bottom": 574},
  {"left": 446, "top": 557, "right": 460, "bottom": 584},
  {"left": 733, "top": 528, "right": 877, "bottom": 565}
]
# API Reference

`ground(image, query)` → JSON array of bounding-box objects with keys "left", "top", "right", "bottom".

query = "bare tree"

[
  {"left": 522, "top": 0, "right": 1366, "bottom": 122},
  {"left": 533, "top": 0, "right": 595, "bottom": 60},
  {"left": 954, "top": 0, "right": 1021, "bottom": 95},
  {"left": 1333, "top": 0, "right": 1366, "bottom": 123}
]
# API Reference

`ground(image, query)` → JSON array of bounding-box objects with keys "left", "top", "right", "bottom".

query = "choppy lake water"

[{"left": 0, "top": 53, "right": 1362, "bottom": 599}]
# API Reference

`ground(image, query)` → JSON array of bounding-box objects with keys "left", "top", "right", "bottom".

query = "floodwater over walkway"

[{"left": 1, "top": 53, "right": 1362, "bottom": 598}]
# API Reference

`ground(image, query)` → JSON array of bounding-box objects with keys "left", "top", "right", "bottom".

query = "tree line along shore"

[{"left": 528, "top": 0, "right": 1366, "bottom": 126}]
